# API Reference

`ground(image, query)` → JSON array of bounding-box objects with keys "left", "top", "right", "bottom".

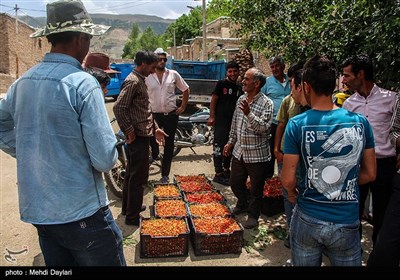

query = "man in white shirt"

[
  {"left": 342, "top": 54, "right": 397, "bottom": 245},
  {"left": 146, "top": 48, "right": 190, "bottom": 183}
]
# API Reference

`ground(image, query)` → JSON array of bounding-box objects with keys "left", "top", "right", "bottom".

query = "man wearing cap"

[
  {"left": 146, "top": 48, "right": 189, "bottom": 184},
  {"left": 0, "top": 0, "right": 125, "bottom": 266}
]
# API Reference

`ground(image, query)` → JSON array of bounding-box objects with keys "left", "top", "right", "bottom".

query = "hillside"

[{"left": 20, "top": 13, "right": 174, "bottom": 58}]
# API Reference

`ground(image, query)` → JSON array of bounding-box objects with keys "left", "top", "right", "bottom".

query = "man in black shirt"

[{"left": 208, "top": 61, "right": 243, "bottom": 185}]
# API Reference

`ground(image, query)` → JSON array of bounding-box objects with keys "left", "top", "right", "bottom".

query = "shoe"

[
  {"left": 283, "top": 259, "right": 292, "bottom": 267},
  {"left": 242, "top": 216, "right": 259, "bottom": 229},
  {"left": 213, "top": 173, "right": 229, "bottom": 186},
  {"left": 223, "top": 169, "right": 231, "bottom": 179},
  {"left": 149, "top": 155, "right": 161, "bottom": 164},
  {"left": 159, "top": 176, "right": 169, "bottom": 184},
  {"left": 125, "top": 216, "right": 140, "bottom": 226},
  {"left": 121, "top": 205, "right": 146, "bottom": 216},
  {"left": 284, "top": 235, "right": 291, "bottom": 249},
  {"left": 232, "top": 206, "right": 248, "bottom": 215}
]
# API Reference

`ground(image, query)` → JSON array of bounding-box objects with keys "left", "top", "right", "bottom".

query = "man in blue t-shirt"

[
  {"left": 261, "top": 56, "right": 291, "bottom": 178},
  {"left": 281, "top": 55, "right": 376, "bottom": 266}
]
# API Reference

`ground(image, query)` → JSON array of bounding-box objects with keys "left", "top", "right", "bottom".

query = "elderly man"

[
  {"left": 0, "top": 0, "right": 125, "bottom": 266},
  {"left": 224, "top": 68, "right": 273, "bottom": 229}
]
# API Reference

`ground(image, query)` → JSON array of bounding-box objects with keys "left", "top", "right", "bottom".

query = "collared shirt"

[
  {"left": 228, "top": 93, "right": 273, "bottom": 163},
  {"left": 343, "top": 84, "right": 397, "bottom": 158},
  {"left": 275, "top": 95, "right": 301, "bottom": 151},
  {"left": 260, "top": 74, "right": 291, "bottom": 124},
  {"left": 146, "top": 69, "right": 189, "bottom": 113},
  {"left": 113, "top": 70, "right": 155, "bottom": 137},
  {"left": 0, "top": 53, "right": 117, "bottom": 224},
  {"left": 389, "top": 94, "right": 400, "bottom": 150}
]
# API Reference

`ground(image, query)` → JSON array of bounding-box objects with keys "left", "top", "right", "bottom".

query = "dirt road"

[{"left": 0, "top": 101, "right": 373, "bottom": 267}]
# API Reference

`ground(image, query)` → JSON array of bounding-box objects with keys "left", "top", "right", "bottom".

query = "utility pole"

[
  {"left": 173, "top": 28, "right": 176, "bottom": 59},
  {"left": 14, "top": 4, "right": 19, "bottom": 34},
  {"left": 201, "top": 0, "right": 207, "bottom": 61}
]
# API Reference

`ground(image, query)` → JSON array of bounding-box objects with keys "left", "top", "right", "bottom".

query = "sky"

[{"left": 0, "top": 0, "right": 209, "bottom": 19}]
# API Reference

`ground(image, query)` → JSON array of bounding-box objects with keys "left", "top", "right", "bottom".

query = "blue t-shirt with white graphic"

[{"left": 284, "top": 108, "right": 375, "bottom": 224}]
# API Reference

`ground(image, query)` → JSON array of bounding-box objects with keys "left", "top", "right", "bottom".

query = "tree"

[
  {"left": 122, "top": 24, "right": 164, "bottom": 59},
  {"left": 163, "top": 0, "right": 233, "bottom": 48},
  {"left": 230, "top": 0, "right": 400, "bottom": 90},
  {"left": 164, "top": 8, "right": 202, "bottom": 48}
]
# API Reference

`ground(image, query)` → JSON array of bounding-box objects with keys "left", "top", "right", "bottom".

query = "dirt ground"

[{"left": 0, "top": 101, "right": 373, "bottom": 267}]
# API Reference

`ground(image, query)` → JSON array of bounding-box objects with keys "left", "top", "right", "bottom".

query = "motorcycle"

[
  {"left": 104, "top": 108, "right": 214, "bottom": 198},
  {"left": 173, "top": 107, "right": 214, "bottom": 157},
  {"left": 103, "top": 118, "right": 126, "bottom": 198}
]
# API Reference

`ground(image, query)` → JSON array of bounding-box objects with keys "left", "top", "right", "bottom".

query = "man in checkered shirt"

[{"left": 223, "top": 67, "right": 274, "bottom": 229}]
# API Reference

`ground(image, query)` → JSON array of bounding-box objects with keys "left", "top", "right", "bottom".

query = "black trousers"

[
  {"left": 367, "top": 172, "right": 400, "bottom": 266},
  {"left": 150, "top": 113, "right": 179, "bottom": 177},
  {"left": 122, "top": 136, "right": 150, "bottom": 221},
  {"left": 230, "top": 156, "right": 269, "bottom": 219},
  {"left": 213, "top": 120, "right": 232, "bottom": 174},
  {"left": 359, "top": 156, "right": 396, "bottom": 244}
]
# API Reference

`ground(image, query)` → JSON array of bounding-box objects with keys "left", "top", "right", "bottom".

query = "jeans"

[
  {"left": 367, "top": 173, "right": 400, "bottom": 266},
  {"left": 290, "top": 206, "right": 361, "bottom": 266},
  {"left": 277, "top": 162, "right": 295, "bottom": 227},
  {"left": 34, "top": 206, "right": 126, "bottom": 266}
]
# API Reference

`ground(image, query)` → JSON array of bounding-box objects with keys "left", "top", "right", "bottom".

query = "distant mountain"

[{"left": 20, "top": 13, "right": 174, "bottom": 58}]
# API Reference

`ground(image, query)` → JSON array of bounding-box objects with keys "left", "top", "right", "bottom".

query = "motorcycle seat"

[{"left": 178, "top": 116, "right": 190, "bottom": 121}]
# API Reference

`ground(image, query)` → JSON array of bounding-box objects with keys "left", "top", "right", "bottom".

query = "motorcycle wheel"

[
  {"left": 104, "top": 155, "right": 125, "bottom": 198},
  {"left": 172, "top": 128, "right": 183, "bottom": 157}
]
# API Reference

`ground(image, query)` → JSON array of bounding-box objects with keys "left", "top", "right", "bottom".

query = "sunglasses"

[{"left": 158, "top": 57, "right": 168, "bottom": 62}]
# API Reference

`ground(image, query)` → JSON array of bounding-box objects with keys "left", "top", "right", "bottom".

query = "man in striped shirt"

[
  {"left": 113, "top": 51, "right": 167, "bottom": 226},
  {"left": 224, "top": 68, "right": 274, "bottom": 229}
]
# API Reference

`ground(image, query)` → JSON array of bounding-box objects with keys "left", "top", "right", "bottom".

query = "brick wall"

[{"left": 0, "top": 14, "right": 50, "bottom": 93}]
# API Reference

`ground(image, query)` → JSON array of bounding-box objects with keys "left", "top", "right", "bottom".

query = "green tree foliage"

[
  {"left": 230, "top": 0, "right": 400, "bottom": 90},
  {"left": 164, "top": 8, "right": 202, "bottom": 47},
  {"left": 206, "top": 0, "right": 234, "bottom": 21},
  {"left": 163, "top": 0, "right": 232, "bottom": 48},
  {"left": 122, "top": 24, "right": 165, "bottom": 59}
]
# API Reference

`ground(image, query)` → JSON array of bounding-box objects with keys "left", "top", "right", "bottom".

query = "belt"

[
  {"left": 153, "top": 111, "right": 176, "bottom": 116},
  {"left": 376, "top": 156, "right": 396, "bottom": 164}
]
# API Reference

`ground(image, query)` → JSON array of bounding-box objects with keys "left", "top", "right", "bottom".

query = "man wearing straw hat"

[{"left": 0, "top": 0, "right": 125, "bottom": 266}]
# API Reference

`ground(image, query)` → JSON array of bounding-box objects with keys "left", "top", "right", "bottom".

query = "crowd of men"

[{"left": 1, "top": 0, "right": 399, "bottom": 267}]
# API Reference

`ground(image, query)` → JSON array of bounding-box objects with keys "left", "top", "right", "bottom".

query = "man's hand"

[
  {"left": 274, "top": 150, "right": 284, "bottom": 164},
  {"left": 239, "top": 98, "right": 250, "bottom": 116},
  {"left": 155, "top": 128, "right": 169, "bottom": 146},
  {"left": 287, "top": 189, "right": 298, "bottom": 204},
  {"left": 125, "top": 131, "right": 136, "bottom": 144},
  {"left": 207, "top": 116, "right": 215, "bottom": 126},
  {"left": 223, "top": 143, "right": 234, "bottom": 157},
  {"left": 176, "top": 106, "right": 186, "bottom": 115}
]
